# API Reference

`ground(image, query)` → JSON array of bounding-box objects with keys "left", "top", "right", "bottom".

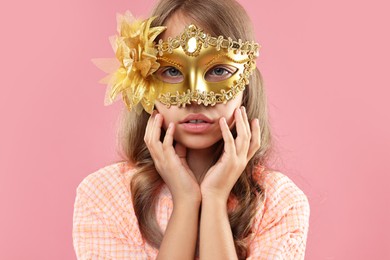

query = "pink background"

[{"left": 0, "top": 0, "right": 389, "bottom": 259}]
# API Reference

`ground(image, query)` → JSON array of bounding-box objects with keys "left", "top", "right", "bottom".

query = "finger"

[
  {"left": 235, "top": 107, "right": 249, "bottom": 154},
  {"left": 162, "top": 122, "right": 175, "bottom": 150},
  {"left": 241, "top": 106, "right": 251, "bottom": 136},
  {"left": 235, "top": 107, "right": 246, "bottom": 137},
  {"left": 174, "top": 141, "right": 186, "bottom": 158},
  {"left": 175, "top": 142, "right": 197, "bottom": 180},
  {"left": 220, "top": 117, "right": 236, "bottom": 155},
  {"left": 149, "top": 113, "right": 164, "bottom": 160},
  {"left": 247, "top": 118, "right": 261, "bottom": 160},
  {"left": 144, "top": 110, "right": 157, "bottom": 144},
  {"left": 174, "top": 142, "right": 189, "bottom": 167},
  {"left": 151, "top": 113, "right": 163, "bottom": 143}
]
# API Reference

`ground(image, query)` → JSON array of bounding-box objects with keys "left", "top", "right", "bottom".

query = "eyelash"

[
  {"left": 160, "top": 66, "right": 234, "bottom": 77},
  {"left": 162, "top": 67, "right": 182, "bottom": 77},
  {"left": 208, "top": 67, "right": 233, "bottom": 76},
  {"left": 156, "top": 65, "right": 238, "bottom": 85}
]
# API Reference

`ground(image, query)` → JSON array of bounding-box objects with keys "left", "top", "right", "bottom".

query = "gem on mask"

[{"left": 187, "top": 37, "right": 197, "bottom": 53}]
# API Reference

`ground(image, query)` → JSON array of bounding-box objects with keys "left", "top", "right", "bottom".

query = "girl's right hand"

[{"left": 144, "top": 111, "right": 201, "bottom": 204}]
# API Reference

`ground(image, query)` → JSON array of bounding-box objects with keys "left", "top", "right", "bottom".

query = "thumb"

[
  {"left": 175, "top": 142, "right": 189, "bottom": 166},
  {"left": 175, "top": 142, "right": 187, "bottom": 159}
]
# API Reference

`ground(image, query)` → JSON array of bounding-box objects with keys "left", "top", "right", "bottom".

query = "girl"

[{"left": 73, "top": 0, "right": 310, "bottom": 259}]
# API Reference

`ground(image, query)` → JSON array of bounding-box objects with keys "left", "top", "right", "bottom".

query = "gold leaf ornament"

[{"left": 91, "top": 10, "right": 166, "bottom": 114}]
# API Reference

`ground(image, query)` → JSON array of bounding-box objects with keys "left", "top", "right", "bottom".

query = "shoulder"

[
  {"left": 75, "top": 161, "right": 137, "bottom": 212},
  {"left": 73, "top": 161, "right": 145, "bottom": 248},
  {"left": 248, "top": 167, "right": 310, "bottom": 258},
  {"left": 76, "top": 161, "right": 136, "bottom": 196},
  {"left": 257, "top": 168, "right": 309, "bottom": 208},
  {"left": 253, "top": 166, "right": 310, "bottom": 226}
]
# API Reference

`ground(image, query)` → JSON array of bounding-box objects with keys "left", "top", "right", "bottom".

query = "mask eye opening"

[
  {"left": 155, "top": 66, "right": 184, "bottom": 84},
  {"left": 204, "top": 64, "right": 238, "bottom": 82}
]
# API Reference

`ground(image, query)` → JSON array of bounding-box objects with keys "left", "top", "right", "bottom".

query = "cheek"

[
  {"left": 222, "top": 96, "right": 243, "bottom": 127},
  {"left": 154, "top": 102, "right": 179, "bottom": 130},
  {"left": 225, "top": 110, "right": 236, "bottom": 128},
  {"left": 154, "top": 103, "right": 168, "bottom": 129},
  {"left": 216, "top": 105, "right": 236, "bottom": 129}
]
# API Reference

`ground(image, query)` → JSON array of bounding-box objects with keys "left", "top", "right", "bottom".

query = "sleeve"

[
  {"left": 247, "top": 172, "right": 310, "bottom": 260},
  {"left": 72, "top": 172, "right": 147, "bottom": 260}
]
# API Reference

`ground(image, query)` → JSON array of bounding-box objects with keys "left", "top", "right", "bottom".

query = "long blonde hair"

[{"left": 115, "top": 0, "right": 277, "bottom": 258}]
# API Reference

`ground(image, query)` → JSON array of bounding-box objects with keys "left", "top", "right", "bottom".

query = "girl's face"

[
  {"left": 154, "top": 12, "right": 243, "bottom": 149},
  {"left": 155, "top": 92, "right": 243, "bottom": 150}
]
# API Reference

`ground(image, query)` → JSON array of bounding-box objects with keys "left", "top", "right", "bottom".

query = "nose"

[
  {"left": 187, "top": 99, "right": 201, "bottom": 107},
  {"left": 184, "top": 99, "right": 206, "bottom": 112},
  {"left": 188, "top": 68, "right": 207, "bottom": 93}
]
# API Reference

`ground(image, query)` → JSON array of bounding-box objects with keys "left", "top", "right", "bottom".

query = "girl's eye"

[
  {"left": 165, "top": 67, "right": 181, "bottom": 77},
  {"left": 156, "top": 66, "right": 184, "bottom": 83},
  {"left": 211, "top": 68, "right": 226, "bottom": 75},
  {"left": 205, "top": 65, "right": 238, "bottom": 82}
]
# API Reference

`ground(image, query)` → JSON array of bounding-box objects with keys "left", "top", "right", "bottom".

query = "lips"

[
  {"left": 179, "top": 113, "right": 214, "bottom": 133},
  {"left": 179, "top": 114, "right": 214, "bottom": 124}
]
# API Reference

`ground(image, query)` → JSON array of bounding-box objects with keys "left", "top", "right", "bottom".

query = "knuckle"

[
  {"left": 240, "top": 162, "right": 246, "bottom": 170},
  {"left": 162, "top": 140, "right": 170, "bottom": 149},
  {"left": 227, "top": 138, "right": 235, "bottom": 145},
  {"left": 251, "top": 138, "right": 259, "bottom": 147}
]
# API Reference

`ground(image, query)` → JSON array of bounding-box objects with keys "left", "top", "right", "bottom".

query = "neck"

[{"left": 186, "top": 143, "right": 220, "bottom": 183}]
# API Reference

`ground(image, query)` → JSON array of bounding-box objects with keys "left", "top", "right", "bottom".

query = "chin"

[{"left": 176, "top": 135, "right": 220, "bottom": 150}]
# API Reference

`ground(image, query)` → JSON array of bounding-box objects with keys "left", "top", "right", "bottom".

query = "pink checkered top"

[{"left": 73, "top": 162, "right": 310, "bottom": 259}]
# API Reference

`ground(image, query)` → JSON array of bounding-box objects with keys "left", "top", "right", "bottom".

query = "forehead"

[{"left": 160, "top": 11, "right": 207, "bottom": 41}]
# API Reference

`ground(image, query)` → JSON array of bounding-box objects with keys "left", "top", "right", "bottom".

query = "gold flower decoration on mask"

[{"left": 92, "top": 11, "right": 166, "bottom": 114}]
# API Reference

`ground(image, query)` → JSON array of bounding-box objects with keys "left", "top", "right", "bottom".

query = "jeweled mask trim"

[{"left": 155, "top": 24, "right": 261, "bottom": 107}]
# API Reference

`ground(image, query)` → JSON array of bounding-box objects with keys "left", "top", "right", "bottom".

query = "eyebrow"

[
  {"left": 156, "top": 57, "right": 184, "bottom": 70},
  {"left": 205, "top": 53, "right": 250, "bottom": 68}
]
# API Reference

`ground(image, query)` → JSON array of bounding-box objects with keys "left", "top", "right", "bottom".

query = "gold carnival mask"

[
  {"left": 155, "top": 24, "right": 260, "bottom": 108},
  {"left": 93, "top": 11, "right": 261, "bottom": 114}
]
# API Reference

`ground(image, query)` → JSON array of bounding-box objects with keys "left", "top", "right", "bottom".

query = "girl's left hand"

[{"left": 200, "top": 106, "right": 261, "bottom": 202}]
